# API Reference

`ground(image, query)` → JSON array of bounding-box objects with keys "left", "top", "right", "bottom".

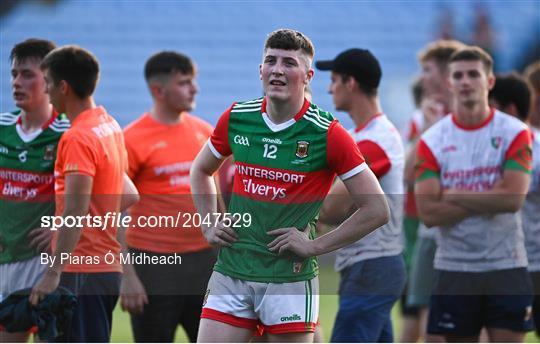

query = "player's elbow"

[
  {"left": 420, "top": 217, "right": 439, "bottom": 228},
  {"left": 504, "top": 197, "right": 525, "bottom": 213},
  {"left": 122, "top": 192, "right": 140, "bottom": 211},
  {"left": 417, "top": 205, "right": 439, "bottom": 228}
]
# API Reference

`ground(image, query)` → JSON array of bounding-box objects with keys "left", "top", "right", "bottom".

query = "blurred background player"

[
  {"left": 0, "top": 38, "right": 64, "bottom": 343},
  {"left": 120, "top": 51, "right": 216, "bottom": 342},
  {"left": 404, "top": 39, "right": 464, "bottom": 342},
  {"left": 489, "top": 72, "right": 540, "bottom": 338},
  {"left": 316, "top": 48, "right": 406, "bottom": 342},
  {"left": 190, "top": 29, "right": 389, "bottom": 343},
  {"left": 398, "top": 77, "right": 423, "bottom": 343},
  {"left": 29, "top": 45, "right": 139, "bottom": 342},
  {"left": 415, "top": 46, "right": 533, "bottom": 342},
  {"left": 525, "top": 61, "right": 540, "bottom": 131}
]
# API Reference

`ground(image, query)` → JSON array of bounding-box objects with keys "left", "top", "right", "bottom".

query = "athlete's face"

[
  {"left": 260, "top": 48, "right": 313, "bottom": 102},
  {"left": 421, "top": 59, "right": 446, "bottom": 95},
  {"left": 43, "top": 68, "right": 66, "bottom": 113},
  {"left": 328, "top": 72, "right": 352, "bottom": 112},
  {"left": 11, "top": 58, "right": 49, "bottom": 111},
  {"left": 161, "top": 71, "right": 198, "bottom": 113},
  {"left": 448, "top": 60, "right": 494, "bottom": 108}
]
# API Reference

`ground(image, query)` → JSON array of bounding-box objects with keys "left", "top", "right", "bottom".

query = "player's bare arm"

[
  {"left": 415, "top": 177, "right": 472, "bottom": 228},
  {"left": 117, "top": 174, "right": 146, "bottom": 314},
  {"left": 29, "top": 173, "right": 92, "bottom": 306},
  {"left": 268, "top": 168, "right": 389, "bottom": 257},
  {"left": 120, "top": 173, "right": 140, "bottom": 212},
  {"left": 318, "top": 179, "right": 356, "bottom": 226},
  {"left": 190, "top": 144, "right": 238, "bottom": 247},
  {"left": 443, "top": 169, "right": 530, "bottom": 214}
]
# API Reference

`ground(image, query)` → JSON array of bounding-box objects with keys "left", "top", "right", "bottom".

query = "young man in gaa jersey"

[
  {"left": 29, "top": 46, "right": 139, "bottom": 342},
  {"left": 489, "top": 73, "right": 540, "bottom": 336},
  {"left": 416, "top": 46, "right": 534, "bottom": 342},
  {"left": 405, "top": 40, "right": 464, "bottom": 343},
  {"left": 121, "top": 51, "right": 216, "bottom": 342},
  {"left": 0, "top": 39, "right": 64, "bottom": 342},
  {"left": 315, "top": 48, "right": 406, "bottom": 342},
  {"left": 190, "top": 29, "right": 389, "bottom": 342}
]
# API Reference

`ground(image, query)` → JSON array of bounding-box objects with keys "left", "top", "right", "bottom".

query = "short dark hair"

[
  {"left": 264, "top": 29, "right": 315, "bottom": 59},
  {"left": 10, "top": 38, "right": 56, "bottom": 63},
  {"left": 144, "top": 51, "right": 195, "bottom": 82},
  {"left": 418, "top": 40, "right": 465, "bottom": 72},
  {"left": 41, "top": 45, "right": 99, "bottom": 99},
  {"left": 490, "top": 73, "right": 531, "bottom": 121},
  {"left": 449, "top": 46, "right": 494, "bottom": 76}
]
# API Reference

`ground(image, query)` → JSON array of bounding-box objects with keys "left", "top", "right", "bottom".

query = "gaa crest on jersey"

[
  {"left": 43, "top": 145, "right": 55, "bottom": 161},
  {"left": 293, "top": 261, "right": 303, "bottom": 273},
  {"left": 491, "top": 136, "right": 502, "bottom": 149},
  {"left": 295, "top": 141, "right": 309, "bottom": 158}
]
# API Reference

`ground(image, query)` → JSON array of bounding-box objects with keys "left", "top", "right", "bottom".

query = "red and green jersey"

[
  {"left": 208, "top": 97, "right": 366, "bottom": 282},
  {"left": 0, "top": 110, "right": 69, "bottom": 264}
]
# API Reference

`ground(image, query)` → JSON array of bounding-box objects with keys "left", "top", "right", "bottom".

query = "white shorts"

[
  {"left": 0, "top": 256, "right": 45, "bottom": 303},
  {"left": 201, "top": 271, "right": 319, "bottom": 334}
]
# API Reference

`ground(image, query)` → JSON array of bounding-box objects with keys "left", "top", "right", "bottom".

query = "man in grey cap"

[{"left": 317, "top": 49, "right": 406, "bottom": 342}]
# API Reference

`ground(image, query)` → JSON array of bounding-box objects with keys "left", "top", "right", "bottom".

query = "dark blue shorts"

[
  {"left": 57, "top": 272, "right": 120, "bottom": 342},
  {"left": 330, "top": 255, "right": 406, "bottom": 343},
  {"left": 530, "top": 271, "right": 540, "bottom": 335},
  {"left": 428, "top": 268, "right": 534, "bottom": 337}
]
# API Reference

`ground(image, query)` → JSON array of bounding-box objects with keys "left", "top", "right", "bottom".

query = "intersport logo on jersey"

[{"left": 234, "top": 163, "right": 307, "bottom": 201}]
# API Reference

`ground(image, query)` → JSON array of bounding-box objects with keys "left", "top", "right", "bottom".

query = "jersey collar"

[
  {"left": 16, "top": 107, "right": 59, "bottom": 130},
  {"left": 354, "top": 113, "right": 383, "bottom": 133},
  {"left": 451, "top": 107, "right": 495, "bottom": 131},
  {"left": 261, "top": 97, "right": 311, "bottom": 120}
]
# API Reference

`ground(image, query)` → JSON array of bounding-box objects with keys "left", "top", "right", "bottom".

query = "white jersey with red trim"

[
  {"left": 404, "top": 109, "right": 424, "bottom": 143},
  {"left": 405, "top": 109, "right": 438, "bottom": 241},
  {"left": 419, "top": 109, "right": 531, "bottom": 272},
  {"left": 335, "top": 114, "right": 404, "bottom": 271},
  {"left": 524, "top": 128, "right": 540, "bottom": 271}
]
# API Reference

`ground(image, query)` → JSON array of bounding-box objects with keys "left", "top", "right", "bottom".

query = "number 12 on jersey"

[{"left": 263, "top": 144, "right": 277, "bottom": 159}]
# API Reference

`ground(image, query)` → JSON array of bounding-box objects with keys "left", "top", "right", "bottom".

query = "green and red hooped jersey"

[
  {"left": 207, "top": 97, "right": 367, "bottom": 283},
  {"left": 0, "top": 110, "right": 69, "bottom": 264}
]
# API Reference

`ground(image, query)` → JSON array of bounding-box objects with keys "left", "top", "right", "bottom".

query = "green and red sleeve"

[
  {"left": 209, "top": 104, "right": 235, "bottom": 159},
  {"left": 415, "top": 139, "right": 440, "bottom": 182},
  {"left": 504, "top": 129, "right": 533, "bottom": 173}
]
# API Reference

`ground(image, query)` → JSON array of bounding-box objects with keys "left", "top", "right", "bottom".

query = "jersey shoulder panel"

[
  {"left": 230, "top": 97, "right": 264, "bottom": 113},
  {"left": 49, "top": 113, "right": 70, "bottom": 133},
  {"left": 0, "top": 110, "right": 20, "bottom": 127},
  {"left": 302, "top": 103, "right": 335, "bottom": 132},
  {"left": 493, "top": 109, "right": 529, "bottom": 135},
  {"left": 420, "top": 114, "right": 451, "bottom": 148}
]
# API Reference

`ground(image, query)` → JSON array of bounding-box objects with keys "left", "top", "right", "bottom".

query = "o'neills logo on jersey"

[{"left": 295, "top": 141, "right": 309, "bottom": 158}]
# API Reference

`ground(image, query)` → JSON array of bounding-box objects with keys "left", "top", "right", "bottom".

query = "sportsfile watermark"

[{"left": 41, "top": 212, "right": 252, "bottom": 231}]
